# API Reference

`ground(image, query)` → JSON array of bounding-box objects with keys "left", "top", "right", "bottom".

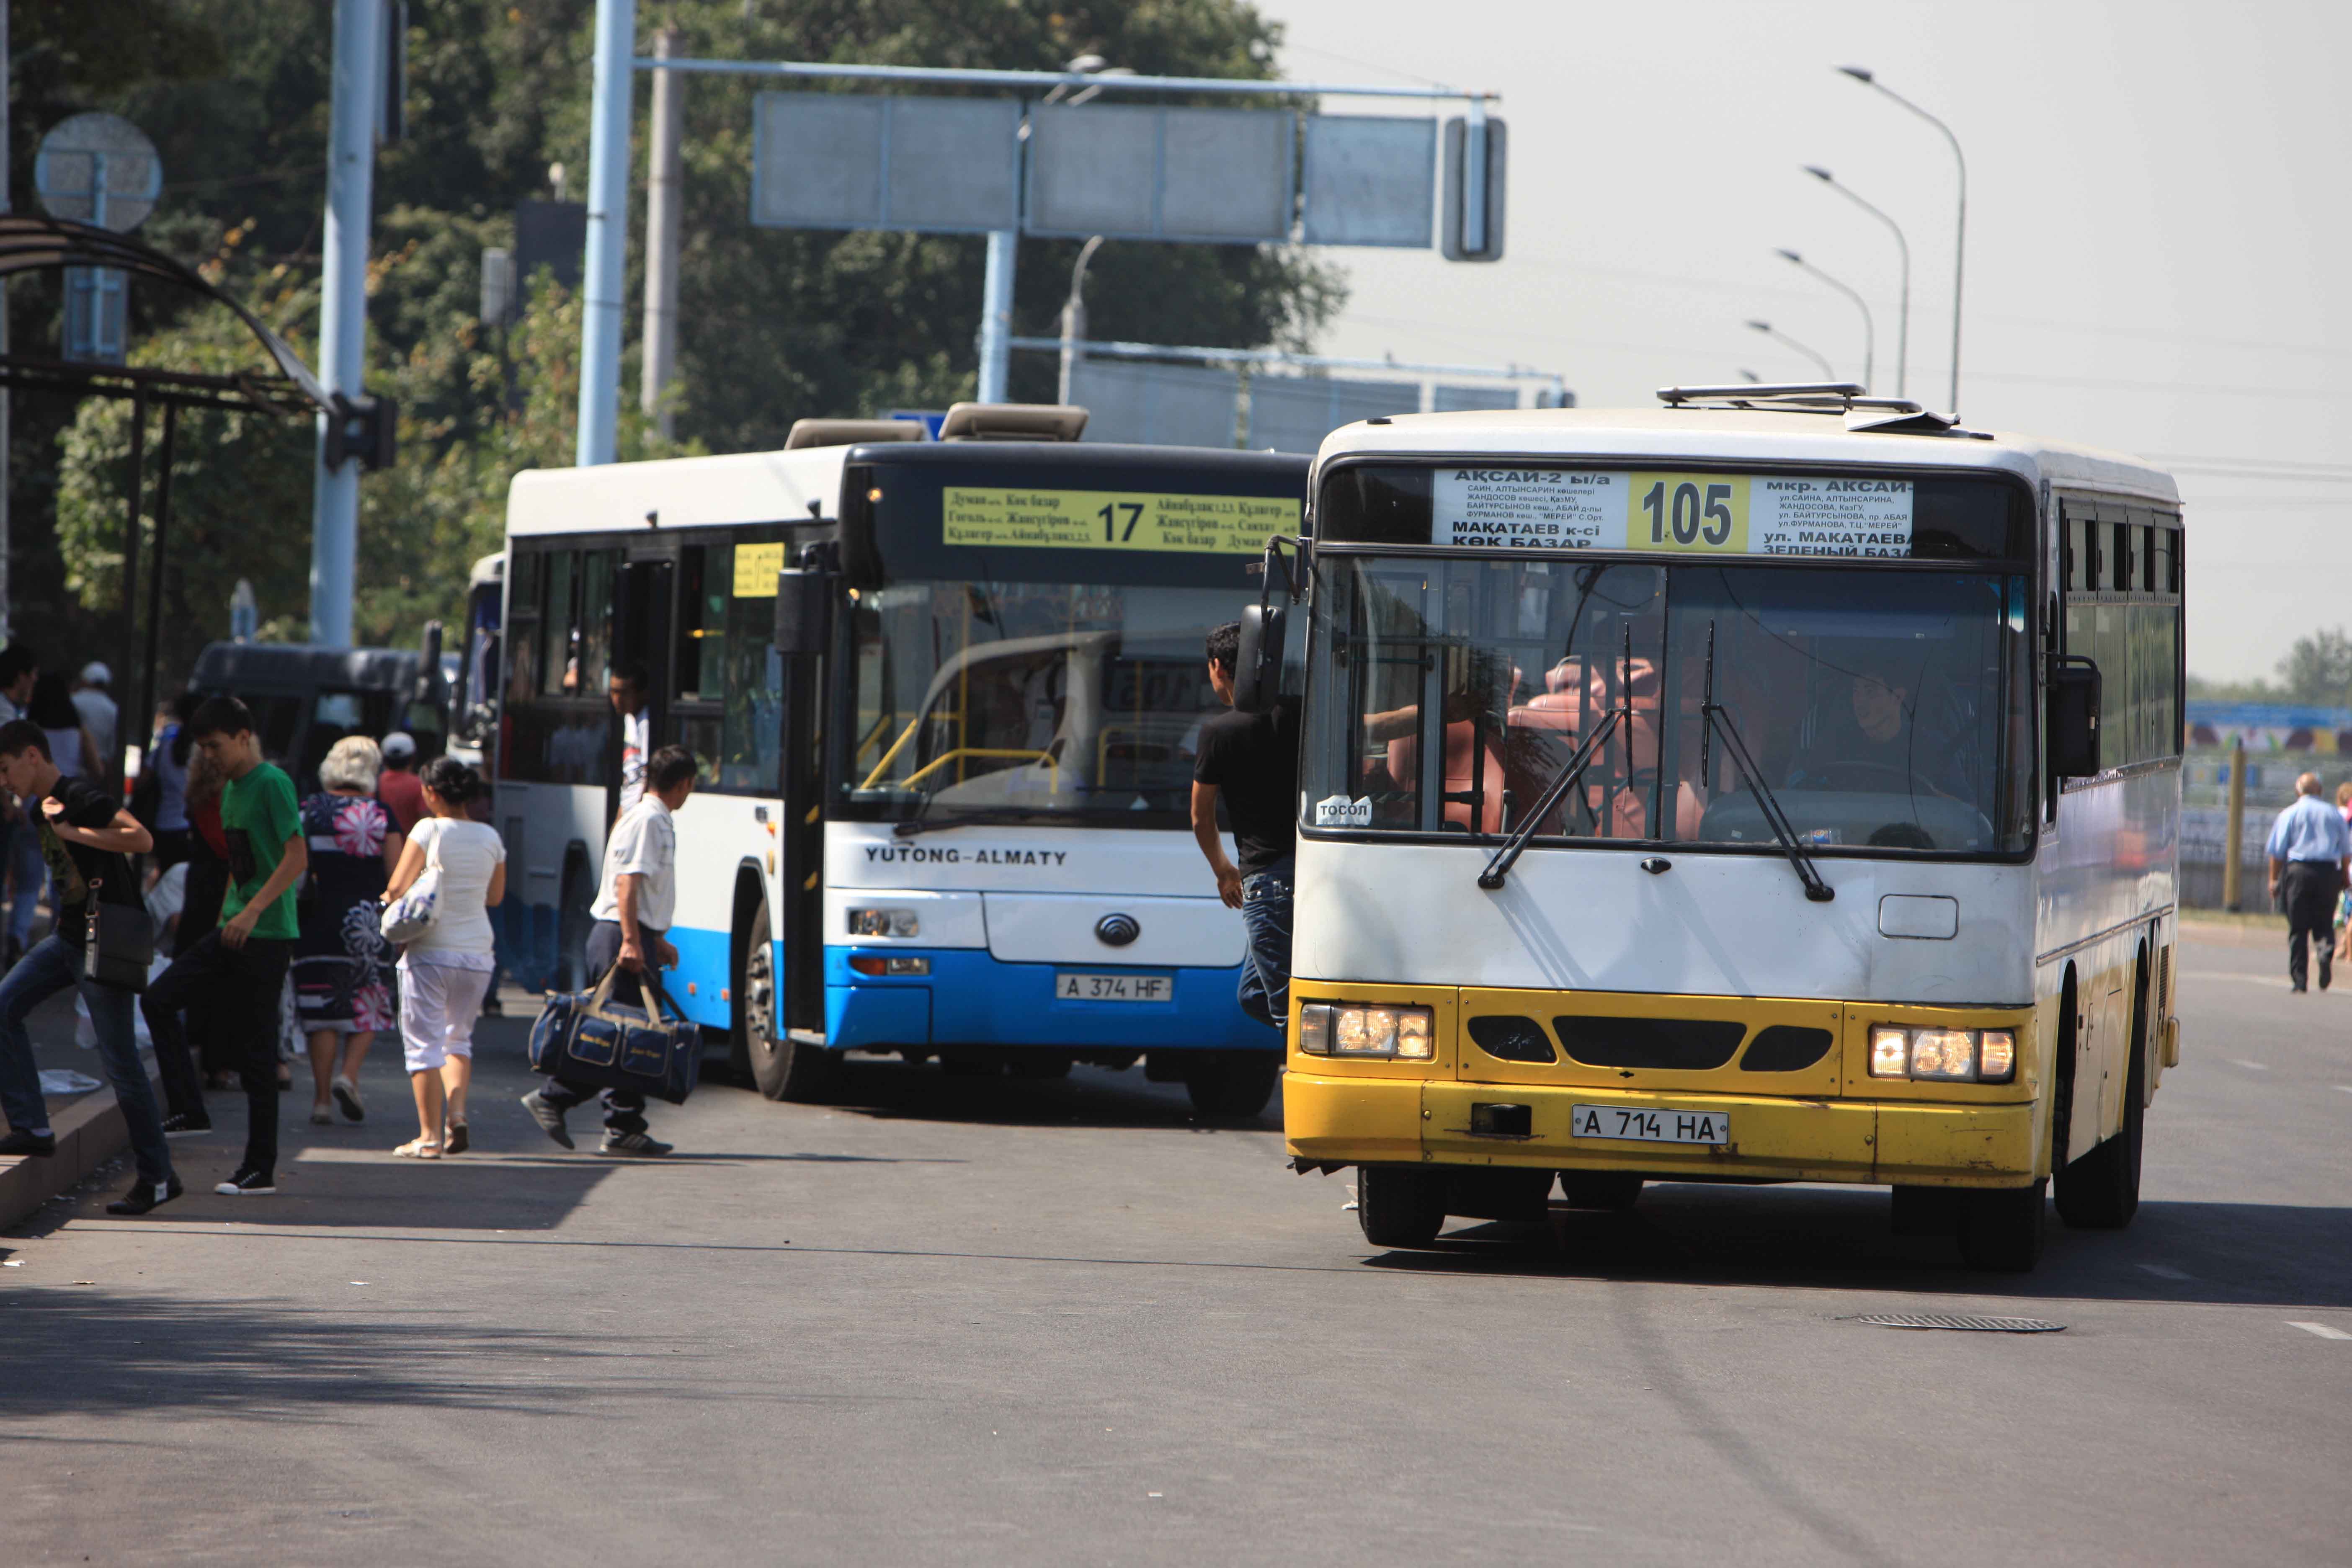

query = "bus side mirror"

[
  {"left": 2048, "top": 655, "right": 2101, "bottom": 778},
  {"left": 1233, "top": 602, "right": 1284, "bottom": 715},
  {"left": 773, "top": 570, "right": 831, "bottom": 657}
]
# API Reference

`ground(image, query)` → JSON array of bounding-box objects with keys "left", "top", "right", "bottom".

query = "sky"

[{"left": 1255, "top": 0, "right": 2348, "bottom": 683}]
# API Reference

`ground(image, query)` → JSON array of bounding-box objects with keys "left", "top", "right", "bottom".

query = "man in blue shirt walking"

[{"left": 2264, "top": 771, "right": 2351, "bottom": 992}]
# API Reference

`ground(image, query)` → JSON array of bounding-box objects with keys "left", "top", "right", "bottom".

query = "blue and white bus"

[{"left": 496, "top": 410, "right": 1307, "bottom": 1112}]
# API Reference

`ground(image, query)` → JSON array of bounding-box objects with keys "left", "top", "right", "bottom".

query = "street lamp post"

[
  {"left": 1057, "top": 235, "right": 1106, "bottom": 406},
  {"left": 1837, "top": 66, "right": 1964, "bottom": 411},
  {"left": 1744, "top": 319, "right": 1835, "bottom": 381},
  {"left": 1775, "top": 248, "right": 1874, "bottom": 392},
  {"left": 1803, "top": 165, "right": 1909, "bottom": 398}
]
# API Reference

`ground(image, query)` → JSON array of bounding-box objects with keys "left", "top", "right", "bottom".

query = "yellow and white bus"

[{"left": 1273, "top": 385, "right": 2182, "bottom": 1270}]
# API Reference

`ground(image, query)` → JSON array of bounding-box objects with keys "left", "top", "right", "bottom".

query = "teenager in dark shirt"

[
  {"left": 1191, "top": 623, "right": 1305, "bottom": 1033},
  {"left": 0, "top": 720, "right": 180, "bottom": 1214}
]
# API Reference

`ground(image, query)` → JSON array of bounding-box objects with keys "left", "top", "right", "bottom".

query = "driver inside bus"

[{"left": 1782, "top": 659, "right": 1975, "bottom": 804}]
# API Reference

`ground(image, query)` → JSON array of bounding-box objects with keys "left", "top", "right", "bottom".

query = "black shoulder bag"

[{"left": 83, "top": 879, "right": 156, "bottom": 992}]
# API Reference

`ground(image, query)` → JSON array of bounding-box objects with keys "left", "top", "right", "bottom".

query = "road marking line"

[
  {"left": 2288, "top": 1321, "right": 2352, "bottom": 1341},
  {"left": 2137, "top": 1263, "right": 2194, "bottom": 1280},
  {"left": 2226, "top": 1059, "right": 2269, "bottom": 1072},
  {"left": 2334, "top": 1086, "right": 2352, "bottom": 1096}
]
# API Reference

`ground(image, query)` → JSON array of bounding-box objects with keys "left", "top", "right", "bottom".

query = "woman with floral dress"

[{"left": 292, "top": 736, "right": 404, "bottom": 1125}]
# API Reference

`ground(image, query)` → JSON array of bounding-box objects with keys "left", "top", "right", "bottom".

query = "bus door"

[
  {"left": 777, "top": 543, "right": 832, "bottom": 1036},
  {"left": 611, "top": 554, "right": 675, "bottom": 826}
]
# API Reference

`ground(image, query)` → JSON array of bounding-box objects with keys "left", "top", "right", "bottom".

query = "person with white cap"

[
  {"left": 377, "top": 731, "right": 425, "bottom": 833},
  {"left": 72, "top": 663, "right": 118, "bottom": 768}
]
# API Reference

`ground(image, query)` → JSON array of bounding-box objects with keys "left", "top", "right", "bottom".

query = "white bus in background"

[
  {"left": 1274, "top": 384, "right": 2184, "bottom": 1270},
  {"left": 496, "top": 406, "right": 1308, "bottom": 1113}
]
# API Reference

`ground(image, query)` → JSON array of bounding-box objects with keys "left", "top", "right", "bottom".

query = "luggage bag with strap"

[{"left": 528, "top": 962, "right": 703, "bottom": 1104}]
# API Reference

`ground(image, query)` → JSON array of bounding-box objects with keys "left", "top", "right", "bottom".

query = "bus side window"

[
  {"left": 506, "top": 549, "right": 541, "bottom": 704},
  {"left": 540, "top": 550, "right": 576, "bottom": 696},
  {"left": 671, "top": 543, "right": 729, "bottom": 784},
  {"left": 578, "top": 550, "right": 617, "bottom": 694}
]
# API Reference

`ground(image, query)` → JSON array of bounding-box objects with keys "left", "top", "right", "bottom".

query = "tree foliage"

[{"left": 30, "top": 0, "right": 1340, "bottom": 690}]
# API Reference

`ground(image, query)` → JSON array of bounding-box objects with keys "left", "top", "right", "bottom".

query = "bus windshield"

[
  {"left": 1306, "top": 555, "right": 2035, "bottom": 856},
  {"left": 843, "top": 580, "right": 1240, "bottom": 824}
]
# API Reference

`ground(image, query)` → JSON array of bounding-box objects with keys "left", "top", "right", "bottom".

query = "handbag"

[
  {"left": 528, "top": 962, "right": 703, "bottom": 1105},
  {"left": 83, "top": 896, "right": 156, "bottom": 992},
  {"left": 380, "top": 827, "right": 443, "bottom": 944}
]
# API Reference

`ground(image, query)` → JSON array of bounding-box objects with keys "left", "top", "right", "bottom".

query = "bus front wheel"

[
  {"left": 740, "top": 902, "right": 831, "bottom": 1102},
  {"left": 1957, "top": 1179, "right": 2047, "bottom": 1272},
  {"left": 1357, "top": 1166, "right": 1445, "bottom": 1250},
  {"left": 1184, "top": 1055, "right": 1279, "bottom": 1117}
]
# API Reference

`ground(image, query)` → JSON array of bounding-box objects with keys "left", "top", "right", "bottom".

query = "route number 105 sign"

[{"left": 1433, "top": 468, "right": 1916, "bottom": 558}]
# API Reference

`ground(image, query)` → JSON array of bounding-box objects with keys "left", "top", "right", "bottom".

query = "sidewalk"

[{"left": 0, "top": 979, "right": 145, "bottom": 1232}]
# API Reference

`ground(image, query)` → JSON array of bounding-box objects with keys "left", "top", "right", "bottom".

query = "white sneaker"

[{"left": 331, "top": 1076, "right": 365, "bottom": 1122}]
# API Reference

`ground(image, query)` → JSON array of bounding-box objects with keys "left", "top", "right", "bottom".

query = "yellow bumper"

[{"left": 1285, "top": 1073, "right": 2040, "bottom": 1189}]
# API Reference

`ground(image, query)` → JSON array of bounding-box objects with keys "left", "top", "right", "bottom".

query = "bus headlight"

[
  {"left": 1867, "top": 1025, "right": 2017, "bottom": 1084},
  {"left": 1297, "top": 1002, "right": 1435, "bottom": 1060},
  {"left": 848, "top": 908, "right": 919, "bottom": 938}
]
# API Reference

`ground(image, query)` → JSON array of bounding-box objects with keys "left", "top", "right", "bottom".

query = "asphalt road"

[{"left": 4, "top": 928, "right": 2347, "bottom": 1566}]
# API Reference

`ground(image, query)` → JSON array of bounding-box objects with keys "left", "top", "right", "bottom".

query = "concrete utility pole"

[
  {"left": 1056, "top": 236, "right": 1104, "bottom": 406},
  {"left": 307, "top": 0, "right": 381, "bottom": 648},
  {"left": 640, "top": 27, "right": 683, "bottom": 440},
  {"left": 575, "top": 0, "right": 635, "bottom": 466},
  {"left": 977, "top": 230, "right": 1016, "bottom": 404}
]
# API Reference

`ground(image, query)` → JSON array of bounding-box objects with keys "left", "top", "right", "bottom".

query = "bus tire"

[
  {"left": 1357, "top": 1166, "right": 1446, "bottom": 1250},
  {"left": 740, "top": 902, "right": 830, "bottom": 1102},
  {"left": 1957, "top": 1179, "right": 2047, "bottom": 1272},
  {"left": 1185, "top": 1055, "right": 1280, "bottom": 1117},
  {"left": 1559, "top": 1171, "right": 1643, "bottom": 1211},
  {"left": 2055, "top": 953, "right": 2149, "bottom": 1230}
]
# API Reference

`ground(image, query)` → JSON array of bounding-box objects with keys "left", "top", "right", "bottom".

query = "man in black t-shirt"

[
  {"left": 0, "top": 720, "right": 180, "bottom": 1214},
  {"left": 1191, "top": 623, "right": 1302, "bottom": 1033}
]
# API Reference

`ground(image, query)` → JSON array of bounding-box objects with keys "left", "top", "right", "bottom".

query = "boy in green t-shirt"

[{"left": 140, "top": 696, "right": 309, "bottom": 1195}]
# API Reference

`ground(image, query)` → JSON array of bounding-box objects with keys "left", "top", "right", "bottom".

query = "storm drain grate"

[{"left": 1847, "top": 1313, "right": 2066, "bottom": 1333}]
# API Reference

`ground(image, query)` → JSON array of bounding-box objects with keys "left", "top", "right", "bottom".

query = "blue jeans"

[
  {"left": 1236, "top": 857, "right": 1294, "bottom": 1032},
  {"left": 2, "top": 814, "right": 45, "bottom": 947},
  {"left": 0, "top": 933, "right": 173, "bottom": 1186}
]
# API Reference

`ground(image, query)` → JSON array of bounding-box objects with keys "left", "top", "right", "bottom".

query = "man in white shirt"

[
  {"left": 521, "top": 744, "right": 696, "bottom": 1155},
  {"left": 2266, "top": 771, "right": 2352, "bottom": 993},
  {"left": 72, "top": 663, "right": 118, "bottom": 766},
  {"left": 609, "top": 660, "right": 651, "bottom": 812}
]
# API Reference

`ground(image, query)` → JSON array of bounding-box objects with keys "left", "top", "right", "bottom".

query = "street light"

[
  {"left": 1803, "top": 165, "right": 1909, "bottom": 397},
  {"left": 1058, "top": 234, "right": 1106, "bottom": 405},
  {"left": 1837, "top": 65, "right": 1965, "bottom": 410},
  {"left": 1745, "top": 319, "right": 1834, "bottom": 381},
  {"left": 1774, "top": 248, "right": 1874, "bottom": 392}
]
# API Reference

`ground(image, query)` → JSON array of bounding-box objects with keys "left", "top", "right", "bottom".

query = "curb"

[{"left": 0, "top": 1071, "right": 139, "bottom": 1231}]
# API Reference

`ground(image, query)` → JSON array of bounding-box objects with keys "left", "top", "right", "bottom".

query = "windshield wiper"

[
  {"left": 893, "top": 805, "right": 1062, "bottom": 839},
  {"left": 1478, "top": 629, "right": 1633, "bottom": 891},
  {"left": 1698, "top": 620, "right": 1835, "bottom": 903}
]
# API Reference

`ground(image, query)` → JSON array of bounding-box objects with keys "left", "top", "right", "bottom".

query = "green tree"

[
  {"left": 29, "top": 0, "right": 1344, "bottom": 691},
  {"left": 2277, "top": 628, "right": 2352, "bottom": 707}
]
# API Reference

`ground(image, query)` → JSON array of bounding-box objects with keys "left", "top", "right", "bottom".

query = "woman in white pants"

[{"left": 380, "top": 757, "right": 504, "bottom": 1158}]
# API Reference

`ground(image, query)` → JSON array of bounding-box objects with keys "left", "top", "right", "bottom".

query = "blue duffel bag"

[{"left": 529, "top": 963, "right": 703, "bottom": 1105}]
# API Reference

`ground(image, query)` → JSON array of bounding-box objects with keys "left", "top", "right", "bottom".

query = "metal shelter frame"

[
  {"left": 570, "top": 3, "right": 1502, "bottom": 464},
  {"left": 0, "top": 214, "right": 335, "bottom": 780}
]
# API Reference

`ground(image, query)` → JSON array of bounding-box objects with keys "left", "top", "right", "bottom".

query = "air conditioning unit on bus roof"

[
  {"left": 782, "top": 403, "right": 1089, "bottom": 450},
  {"left": 938, "top": 402, "right": 1088, "bottom": 442}
]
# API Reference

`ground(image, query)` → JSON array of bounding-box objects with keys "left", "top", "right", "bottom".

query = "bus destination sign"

[
  {"left": 944, "top": 488, "right": 1298, "bottom": 557},
  {"left": 1432, "top": 469, "right": 1915, "bottom": 557}
]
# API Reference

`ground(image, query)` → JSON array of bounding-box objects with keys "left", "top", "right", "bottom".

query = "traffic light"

[{"left": 324, "top": 392, "right": 398, "bottom": 472}]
